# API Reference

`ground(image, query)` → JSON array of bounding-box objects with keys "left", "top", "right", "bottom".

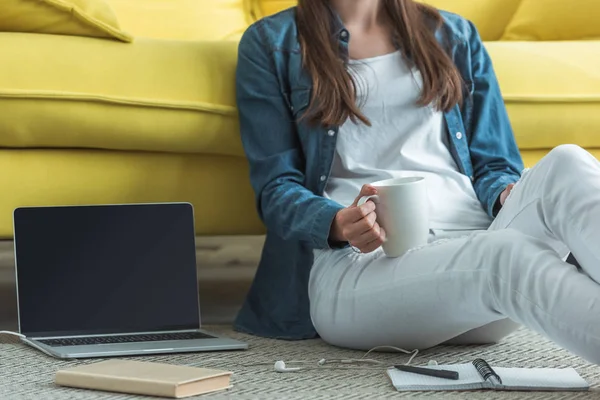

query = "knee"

[{"left": 545, "top": 144, "right": 590, "bottom": 171}]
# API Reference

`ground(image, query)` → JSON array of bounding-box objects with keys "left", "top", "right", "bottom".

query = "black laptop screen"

[{"left": 14, "top": 203, "right": 201, "bottom": 337}]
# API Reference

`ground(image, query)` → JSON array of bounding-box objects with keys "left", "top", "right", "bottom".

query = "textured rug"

[{"left": 1, "top": 326, "right": 600, "bottom": 399}]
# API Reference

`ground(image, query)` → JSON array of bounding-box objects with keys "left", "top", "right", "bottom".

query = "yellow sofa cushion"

[
  {"left": 106, "top": 0, "right": 252, "bottom": 40},
  {"left": 0, "top": 32, "right": 243, "bottom": 157},
  {"left": 252, "top": 0, "right": 521, "bottom": 41},
  {"left": 485, "top": 41, "right": 600, "bottom": 150},
  {"left": 502, "top": 0, "right": 600, "bottom": 41},
  {"left": 0, "top": 150, "right": 264, "bottom": 239},
  {"left": 0, "top": 0, "right": 131, "bottom": 42}
]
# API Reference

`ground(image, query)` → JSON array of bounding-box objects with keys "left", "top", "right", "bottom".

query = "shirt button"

[
  {"left": 456, "top": 132, "right": 463, "bottom": 140},
  {"left": 320, "top": 175, "right": 327, "bottom": 182},
  {"left": 327, "top": 130, "right": 335, "bottom": 137},
  {"left": 470, "top": 176, "right": 475, "bottom": 182}
]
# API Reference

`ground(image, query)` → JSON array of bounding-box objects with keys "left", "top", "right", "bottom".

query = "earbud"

[
  {"left": 274, "top": 360, "right": 302, "bottom": 373},
  {"left": 428, "top": 360, "right": 438, "bottom": 366}
]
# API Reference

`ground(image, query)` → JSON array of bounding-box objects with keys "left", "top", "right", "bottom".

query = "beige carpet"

[{"left": 1, "top": 326, "right": 600, "bottom": 399}]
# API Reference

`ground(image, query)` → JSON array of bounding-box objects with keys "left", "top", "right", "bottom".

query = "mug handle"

[{"left": 357, "top": 195, "right": 380, "bottom": 207}]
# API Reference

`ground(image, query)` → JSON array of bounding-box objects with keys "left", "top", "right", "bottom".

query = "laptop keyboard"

[{"left": 38, "top": 331, "right": 215, "bottom": 347}]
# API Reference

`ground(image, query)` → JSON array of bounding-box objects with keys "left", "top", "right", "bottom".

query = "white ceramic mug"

[{"left": 357, "top": 177, "right": 429, "bottom": 258}]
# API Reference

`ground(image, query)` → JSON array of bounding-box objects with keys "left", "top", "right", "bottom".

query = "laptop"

[{"left": 12, "top": 202, "right": 248, "bottom": 359}]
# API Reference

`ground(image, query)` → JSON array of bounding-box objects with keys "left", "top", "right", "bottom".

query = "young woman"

[{"left": 234, "top": 0, "right": 600, "bottom": 365}]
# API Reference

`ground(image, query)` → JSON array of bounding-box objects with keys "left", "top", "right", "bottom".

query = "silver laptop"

[{"left": 12, "top": 202, "right": 248, "bottom": 359}]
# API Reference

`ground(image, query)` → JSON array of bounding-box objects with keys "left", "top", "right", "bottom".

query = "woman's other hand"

[
  {"left": 500, "top": 183, "right": 516, "bottom": 206},
  {"left": 329, "top": 185, "right": 387, "bottom": 253}
]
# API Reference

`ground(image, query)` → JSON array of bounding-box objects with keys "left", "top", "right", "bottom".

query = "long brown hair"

[{"left": 296, "top": 0, "right": 463, "bottom": 127}]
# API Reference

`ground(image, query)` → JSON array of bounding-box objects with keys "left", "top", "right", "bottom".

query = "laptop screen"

[{"left": 13, "top": 203, "right": 201, "bottom": 338}]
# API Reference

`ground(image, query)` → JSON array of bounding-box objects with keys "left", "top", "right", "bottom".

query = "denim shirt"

[{"left": 234, "top": 7, "right": 524, "bottom": 339}]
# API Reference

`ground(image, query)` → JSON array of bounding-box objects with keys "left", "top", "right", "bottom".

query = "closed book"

[{"left": 55, "top": 359, "right": 232, "bottom": 398}]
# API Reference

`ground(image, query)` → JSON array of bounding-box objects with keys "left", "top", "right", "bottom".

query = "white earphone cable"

[
  {"left": 196, "top": 344, "right": 421, "bottom": 373},
  {"left": 360, "top": 345, "right": 419, "bottom": 365},
  {"left": 0, "top": 331, "right": 25, "bottom": 339}
]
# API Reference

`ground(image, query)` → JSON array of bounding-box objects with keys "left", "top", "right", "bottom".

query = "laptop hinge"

[{"left": 30, "top": 328, "right": 200, "bottom": 340}]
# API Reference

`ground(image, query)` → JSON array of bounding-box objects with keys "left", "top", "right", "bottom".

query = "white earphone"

[
  {"left": 273, "top": 358, "right": 383, "bottom": 372},
  {"left": 274, "top": 360, "right": 302, "bottom": 373}
]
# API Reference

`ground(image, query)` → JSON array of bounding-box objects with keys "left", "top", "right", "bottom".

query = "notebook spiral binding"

[{"left": 472, "top": 358, "right": 503, "bottom": 384}]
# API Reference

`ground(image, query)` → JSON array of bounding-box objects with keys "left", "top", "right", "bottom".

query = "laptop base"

[{"left": 23, "top": 329, "right": 248, "bottom": 359}]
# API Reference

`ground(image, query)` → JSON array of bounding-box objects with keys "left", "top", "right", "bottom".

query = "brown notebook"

[{"left": 55, "top": 359, "right": 233, "bottom": 398}]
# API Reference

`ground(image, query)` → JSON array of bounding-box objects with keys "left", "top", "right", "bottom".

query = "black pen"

[{"left": 394, "top": 365, "right": 460, "bottom": 380}]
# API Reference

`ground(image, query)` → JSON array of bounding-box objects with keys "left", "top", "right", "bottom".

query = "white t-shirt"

[{"left": 323, "top": 51, "right": 492, "bottom": 230}]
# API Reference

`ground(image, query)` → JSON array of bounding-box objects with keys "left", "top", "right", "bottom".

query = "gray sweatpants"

[{"left": 309, "top": 145, "right": 600, "bottom": 365}]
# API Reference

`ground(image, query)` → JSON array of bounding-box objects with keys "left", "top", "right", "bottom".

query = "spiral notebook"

[{"left": 387, "top": 359, "right": 589, "bottom": 392}]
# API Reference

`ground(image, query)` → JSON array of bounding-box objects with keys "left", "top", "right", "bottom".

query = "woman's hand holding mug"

[{"left": 330, "top": 184, "right": 387, "bottom": 254}]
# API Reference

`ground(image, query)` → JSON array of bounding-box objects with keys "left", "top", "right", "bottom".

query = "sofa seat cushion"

[
  {"left": 0, "top": 32, "right": 243, "bottom": 157},
  {"left": 0, "top": 149, "right": 264, "bottom": 239},
  {"left": 107, "top": 0, "right": 252, "bottom": 41},
  {"left": 0, "top": 0, "right": 131, "bottom": 42},
  {"left": 486, "top": 41, "right": 600, "bottom": 150}
]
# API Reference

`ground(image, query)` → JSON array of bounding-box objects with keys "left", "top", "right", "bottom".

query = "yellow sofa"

[{"left": 0, "top": 0, "right": 598, "bottom": 239}]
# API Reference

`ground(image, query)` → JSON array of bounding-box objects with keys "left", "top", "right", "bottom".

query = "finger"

[
  {"left": 346, "top": 211, "right": 377, "bottom": 239},
  {"left": 360, "top": 234, "right": 385, "bottom": 254},
  {"left": 351, "top": 184, "right": 378, "bottom": 207},
  {"left": 336, "top": 201, "right": 374, "bottom": 228},
  {"left": 360, "top": 242, "right": 382, "bottom": 254},
  {"left": 352, "top": 221, "right": 383, "bottom": 248},
  {"left": 346, "top": 201, "right": 376, "bottom": 224},
  {"left": 501, "top": 183, "right": 516, "bottom": 206},
  {"left": 362, "top": 226, "right": 386, "bottom": 252}
]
